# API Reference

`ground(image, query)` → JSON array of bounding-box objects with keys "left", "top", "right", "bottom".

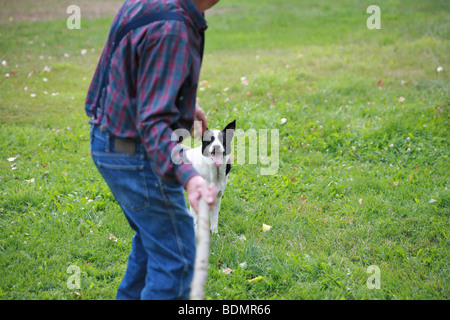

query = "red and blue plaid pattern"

[{"left": 85, "top": 0, "right": 206, "bottom": 187}]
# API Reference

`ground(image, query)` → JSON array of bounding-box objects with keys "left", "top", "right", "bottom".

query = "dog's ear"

[
  {"left": 222, "top": 120, "right": 236, "bottom": 156},
  {"left": 224, "top": 119, "right": 236, "bottom": 132},
  {"left": 223, "top": 119, "right": 236, "bottom": 140}
]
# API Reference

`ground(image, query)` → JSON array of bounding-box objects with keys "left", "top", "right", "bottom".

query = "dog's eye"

[{"left": 210, "top": 136, "right": 215, "bottom": 142}]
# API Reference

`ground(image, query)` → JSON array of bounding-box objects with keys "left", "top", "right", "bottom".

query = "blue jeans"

[{"left": 89, "top": 125, "right": 196, "bottom": 300}]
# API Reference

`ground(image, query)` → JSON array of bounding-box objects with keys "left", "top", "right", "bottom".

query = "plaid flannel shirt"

[{"left": 85, "top": 0, "right": 206, "bottom": 187}]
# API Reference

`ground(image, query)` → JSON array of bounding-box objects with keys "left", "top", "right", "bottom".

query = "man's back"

[{"left": 86, "top": 0, "right": 207, "bottom": 187}]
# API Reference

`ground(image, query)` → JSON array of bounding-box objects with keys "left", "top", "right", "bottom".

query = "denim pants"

[{"left": 89, "top": 125, "right": 196, "bottom": 300}]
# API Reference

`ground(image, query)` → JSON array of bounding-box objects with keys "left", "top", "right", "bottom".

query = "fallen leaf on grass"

[
  {"left": 262, "top": 224, "right": 272, "bottom": 232},
  {"left": 7, "top": 155, "right": 19, "bottom": 162},
  {"left": 109, "top": 234, "right": 118, "bottom": 242},
  {"left": 301, "top": 195, "right": 306, "bottom": 202},
  {"left": 237, "top": 235, "right": 246, "bottom": 241},
  {"left": 25, "top": 178, "right": 35, "bottom": 183},
  {"left": 222, "top": 268, "right": 232, "bottom": 275},
  {"left": 247, "top": 276, "right": 263, "bottom": 283}
]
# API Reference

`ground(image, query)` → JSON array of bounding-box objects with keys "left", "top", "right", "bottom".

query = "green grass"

[{"left": 0, "top": 0, "right": 449, "bottom": 299}]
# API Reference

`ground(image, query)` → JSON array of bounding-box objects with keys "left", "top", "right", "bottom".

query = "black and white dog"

[{"left": 185, "top": 119, "right": 236, "bottom": 234}]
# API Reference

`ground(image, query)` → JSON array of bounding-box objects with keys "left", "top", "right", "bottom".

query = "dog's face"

[{"left": 202, "top": 120, "right": 236, "bottom": 167}]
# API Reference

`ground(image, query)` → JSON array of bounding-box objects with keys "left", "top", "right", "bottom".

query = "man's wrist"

[{"left": 178, "top": 166, "right": 201, "bottom": 190}]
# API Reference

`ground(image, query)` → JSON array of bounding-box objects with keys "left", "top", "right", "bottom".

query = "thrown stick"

[{"left": 190, "top": 198, "right": 210, "bottom": 300}]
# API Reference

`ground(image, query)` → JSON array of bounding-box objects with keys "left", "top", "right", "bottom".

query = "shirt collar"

[{"left": 184, "top": 0, "right": 208, "bottom": 31}]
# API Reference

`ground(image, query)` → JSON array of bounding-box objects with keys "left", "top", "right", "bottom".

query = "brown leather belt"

[{"left": 114, "top": 137, "right": 137, "bottom": 155}]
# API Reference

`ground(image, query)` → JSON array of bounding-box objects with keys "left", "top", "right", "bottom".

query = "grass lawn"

[{"left": 0, "top": 0, "right": 448, "bottom": 300}]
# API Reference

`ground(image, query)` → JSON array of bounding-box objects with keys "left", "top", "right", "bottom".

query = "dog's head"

[{"left": 201, "top": 119, "right": 236, "bottom": 167}]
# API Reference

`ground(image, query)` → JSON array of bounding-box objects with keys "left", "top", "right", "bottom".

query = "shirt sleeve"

[{"left": 136, "top": 29, "right": 199, "bottom": 188}]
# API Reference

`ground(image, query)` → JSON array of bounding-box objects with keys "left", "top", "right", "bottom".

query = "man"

[{"left": 85, "top": 0, "right": 220, "bottom": 299}]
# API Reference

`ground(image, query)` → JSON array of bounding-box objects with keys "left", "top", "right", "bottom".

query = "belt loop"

[
  {"left": 139, "top": 142, "right": 145, "bottom": 160},
  {"left": 105, "top": 130, "right": 111, "bottom": 152}
]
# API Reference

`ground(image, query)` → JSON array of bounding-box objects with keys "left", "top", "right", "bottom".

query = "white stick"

[{"left": 190, "top": 198, "right": 210, "bottom": 300}]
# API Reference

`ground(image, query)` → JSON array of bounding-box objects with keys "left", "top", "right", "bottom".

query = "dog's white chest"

[
  {"left": 186, "top": 147, "right": 227, "bottom": 190},
  {"left": 185, "top": 145, "right": 228, "bottom": 234}
]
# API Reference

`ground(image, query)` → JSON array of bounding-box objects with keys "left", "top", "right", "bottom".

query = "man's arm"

[
  {"left": 136, "top": 30, "right": 198, "bottom": 188},
  {"left": 135, "top": 26, "right": 216, "bottom": 209}
]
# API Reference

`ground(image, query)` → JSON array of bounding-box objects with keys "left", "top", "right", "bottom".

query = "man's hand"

[
  {"left": 186, "top": 175, "right": 216, "bottom": 212},
  {"left": 193, "top": 105, "right": 208, "bottom": 138}
]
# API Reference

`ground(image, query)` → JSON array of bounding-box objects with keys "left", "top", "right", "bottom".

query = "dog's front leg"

[{"left": 209, "top": 197, "right": 221, "bottom": 234}]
